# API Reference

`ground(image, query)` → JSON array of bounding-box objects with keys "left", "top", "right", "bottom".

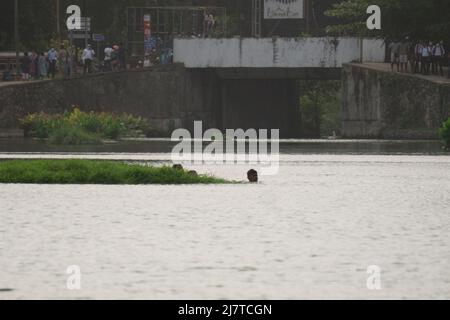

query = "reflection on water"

[
  {"left": 0, "top": 139, "right": 449, "bottom": 300},
  {"left": 0, "top": 138, "right": 446, "bottom": 155}
]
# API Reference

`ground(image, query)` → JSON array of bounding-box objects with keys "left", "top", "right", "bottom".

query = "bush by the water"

[
  {"left": 439, "top": 118, "right": 450, "bottom": 149},
  {"left": 0, "top": 160, "right": 229, "bottom": 185},
  {"left": 20, "top": 108, "right": 152, "bottom": 144}
]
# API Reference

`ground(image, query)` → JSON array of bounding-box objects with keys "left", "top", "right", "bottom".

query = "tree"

[
  {"left": 325, "top": 0, "right": 450, "bottom": 41},
  {"left": 299, "top": 81, "right": 341, "bottom": 138},
  {"left": 0, "top": 0, "right": 55, "bottom": 51}
]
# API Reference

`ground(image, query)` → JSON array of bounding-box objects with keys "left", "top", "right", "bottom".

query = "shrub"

[
  {"left": 439, "top": 118, "right": 450, "bottom": 149},
  {"left": 20, "top": 107, "right": 152, "bottom": 144},
  {"left": 21, "top": 112, "right": 64, "bottom": 139},
  {"left": 49, "top": 126, "right": 102, "bottom": 145},
  {"left": 98, "top": 115, "right": 121, "bottom": 139},
  {"left": 119, "top": 114, "right": 152, "bottom": 137}
]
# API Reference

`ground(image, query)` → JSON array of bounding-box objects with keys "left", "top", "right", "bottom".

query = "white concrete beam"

[{"left": 174, "top": 37, "right": 386, "bottom": 68}]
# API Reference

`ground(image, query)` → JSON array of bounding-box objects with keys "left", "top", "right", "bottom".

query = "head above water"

[{"left": 247, "top": 169, "right": 258, "bottom": 183}]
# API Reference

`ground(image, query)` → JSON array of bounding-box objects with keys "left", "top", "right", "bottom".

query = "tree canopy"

[
  {"left": 2, "top": 0, "right": 449, "bottom": 52},
  {"left": 325, "top": 0, "right": 450, "bottom": 41},
  {"left": 0, "top": 0, "right": 235, "bottom": 51}
]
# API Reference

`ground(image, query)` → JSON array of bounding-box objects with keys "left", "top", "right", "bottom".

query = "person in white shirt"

[
  {"left": 143, "top": 55, "right": 151, "bottom": 68},
  {"left": 82, "top": 44, "right": 95, "bottom": 74},
  {"left": 432, "top": 41, "right": 446, "bottom": 76},
  {"left": 104, "top": 45, "right": 113, "bottom": 71},
  {"left": 421, "top": 42, "right": 432, "bottom": 75},
  {"left": 47, "top": 48, "right": 58, "bottom": 79}
]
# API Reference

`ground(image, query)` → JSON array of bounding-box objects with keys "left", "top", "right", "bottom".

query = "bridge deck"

[{"left": 352, "top": 63, "right": 450, "bottom": 85}]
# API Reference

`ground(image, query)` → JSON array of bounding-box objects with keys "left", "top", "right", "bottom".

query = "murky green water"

[{"left": 0, "top": 138, "right": 446, "bottom": 155}]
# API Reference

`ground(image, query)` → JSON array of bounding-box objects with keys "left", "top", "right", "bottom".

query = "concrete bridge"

[
  {"left": 171, "top": 37, "right": 386, "bottom": 136},
  {"left": 1, "top": 37, "right": 401, "bottom": 139}
]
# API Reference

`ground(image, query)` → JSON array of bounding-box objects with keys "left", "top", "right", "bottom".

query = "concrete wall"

[
  {"left": 0, "top": 64, "right": 220, "bottom": 135},
  {"left": 0, "top": 64, "right": 300, "bottom": 137},
  {"left": 362, "top": 39, "right": 386, "bottom": 62},
  {"left": 342, "top": 64, "right": 450, "bottom": 139},
  {"left": 174, "top": 37, "right": 386, "bottom": 68}
]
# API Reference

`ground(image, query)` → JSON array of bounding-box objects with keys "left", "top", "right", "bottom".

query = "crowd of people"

[
  {"left": 389, "top": 38, "right": 450, "bottom": 78},
  {"left": 15, "top": 43, "right": 128, "bottom": 81},
  {"left": 11, "top": 12, "right": 218, "bottom": 82},
  {"left": 4, "top": 12, "right": 218, "bottom": 82},
  {"left": 9, "top": 33, "right": 450, "bottom": 83}
]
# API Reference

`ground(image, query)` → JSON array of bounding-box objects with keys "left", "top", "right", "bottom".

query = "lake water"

[{"left": 1, "top": 139, "right": 450, "bottom": 300}]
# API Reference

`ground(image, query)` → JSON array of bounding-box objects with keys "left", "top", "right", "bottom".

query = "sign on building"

[
  {"left": 264, "top": 0, "right": 304, "bottom": 19},
  {"left": 70, "top": 33, "right": 91, "bottom": 40},
  {"left": 92, "top": 34, "right": 105, "bottom": 42}
]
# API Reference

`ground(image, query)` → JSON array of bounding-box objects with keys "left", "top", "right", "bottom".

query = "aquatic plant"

[
  {"left": 439, "top": 118, "right": 450, "bottom": 149},
  {"left": 20, "top": 108, "right": 152, "bottom": 144},
  {"left": 0, "top": 160, "right": 229, "bottom": 185}
]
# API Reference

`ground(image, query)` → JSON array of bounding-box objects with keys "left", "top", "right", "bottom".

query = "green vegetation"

[
  {"left": 20, "top": 108, "right": 152, "bottom": 145},
  {"left": 439, "top": 118, "right": 450, "bottom": 149},
  {"left": 0, "top": 160, "right": 229, "bottom": 185},
  {"left": 0, "top": 0, "right": 248, "bottom": 52},
  {"left": 299, "top": 81, "right": 342, "bottom": 138},
  {"left": 326, "top": 0, "right": 450, "bottom": 40}
]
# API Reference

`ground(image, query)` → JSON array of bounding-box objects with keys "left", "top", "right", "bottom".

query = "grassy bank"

[{"left": 0, "top": 160, "right": 229, "bottom": 185}]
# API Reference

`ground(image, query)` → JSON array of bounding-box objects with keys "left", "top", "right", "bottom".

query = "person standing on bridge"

[
  {"left": 104, "top": 45, "right": 113, "bottom": 72},
  {"left": 58, "top": 45, "right": 71, "bottom": 79},
  {"left": 29, "top": 51, "right": 38, "bottom": 80},
  {"left": 37, "top": 52, "right": 48, "bottom": 79},
  {"left": 399, "top": 39, "right": 411, "bottom": 73},
  {"left": 117, "top": 43, "right": 126, "bottom": 70},
  {"left": 413, "top": 41, "right": 423, "bottom": 74},
  {"left": 47, "top": 48, "right": 58, "bottom": 79},
  {"left": 20, "top": 52, "right": 31, "bottom": 81},
  {"left": 421, "top": 42, "right": 432, "bottom": 75},
  {"left": 82, "top": 44, "right": 95, "bottom": 74},
  {"left": 389, "top": 41, "right": 400, "bottom": 72},
  {"left": 432, "top": 41, "right": 446, "bottom": 76}
]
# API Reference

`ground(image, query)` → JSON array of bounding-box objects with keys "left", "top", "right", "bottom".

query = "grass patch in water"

[{"left": 0, "top": 160, "right": 230, "bottom": 185}]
